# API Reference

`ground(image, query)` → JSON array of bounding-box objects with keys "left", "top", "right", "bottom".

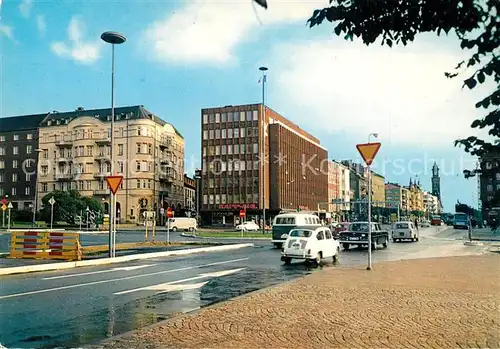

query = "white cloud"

[
  {"left": 143, "top": 0, "right": 326, "bottom": 65},
  {"left": 50, "top": 17, "right": 101, "bottom": 65},
  {"left": 270, "top": 36, "right": 494, "bottom": 148},
  {"left": 36, "top": 14, "right": 46, "bottom": 36},
  {"left": 19, "top": 0, "right": 33, "bottom": 18},
  {"left": 0, "top": 24, "right": 17, "bottom": 43}
]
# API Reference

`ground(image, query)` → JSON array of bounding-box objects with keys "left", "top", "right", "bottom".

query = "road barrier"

[{"left": 9, "top": 231, "right": 82, "bottom": 261}]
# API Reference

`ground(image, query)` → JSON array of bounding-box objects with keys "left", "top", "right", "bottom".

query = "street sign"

[
  {"left": 239, "top": 210, "right": 245, "bottom": 217},
  {"left": 167, "top": 207, "right": 174, "bottom": 218},
  {"left": 160, "top": 207, "right": 165, "bottom": 215},
  {"left": 356, "top": 142, "right": 381, "bottom": 166},
  {"left": 48, "top": 197, "right": 56, "bottom": 206},
  {"left": 1, "top": 204, "right": 6, "bottom": 211},
  {"left": 1, "top": 198, "right": 7, "bottom": 205},
  {"left": 106, "top": 175, "right": 123, "bottom": 195},
  {"left": 7, "top": 202, "right": 13, "bottom": 209}
]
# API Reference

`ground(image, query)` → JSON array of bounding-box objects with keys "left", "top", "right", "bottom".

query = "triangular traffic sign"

[
  {"left": 356, "top": 142, "right": 381, "bottom": 166},
  {"left": 106, "top": 175, "right": 123, "bottom": 195}
]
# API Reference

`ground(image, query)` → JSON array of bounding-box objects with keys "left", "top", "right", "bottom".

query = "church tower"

[{"left": 431, "top": 162, "right": 441, "bottom": 200}]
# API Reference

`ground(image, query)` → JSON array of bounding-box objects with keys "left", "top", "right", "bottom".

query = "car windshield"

[
  {"left": 395, "top": 223, "right": 409, "bottom": 229},
  {"left": 289, "top": 230, "right": 312, "bottom": 238},
  {"left": 349, "top": 223, "right": 369, "bottom": 232}
]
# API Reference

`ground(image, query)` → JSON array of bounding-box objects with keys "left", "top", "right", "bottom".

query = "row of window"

[
  {"left": 0, "top": 173, "right": 33, "bottom": 183},
  {"left": 203, "top": 110, "right": 258, "bottom": 124},
  {"left": 203, "top": 144, "right": 259, "bottom": 157},
  {"left": 0, "top": 145, "right": 33, "bottom": 156},
  {"left": 486, "top": 183, "right": 500, "bottom": 192},
  {"left": 202, "top": 127, "right": 259, "bottom": 140},
  {"left": 203, "top": 193, "right": 259, "bottom": 205},
  {"left": 0, "top": 159, "right": 34, "bottom": 169},
  {"left": 0, "top": 134, "right": 33, "bottom": 142},
  {"left": 0, "top": 186, "right": 31, "bottom": 196},
  {"left": 207, "top": 177, "right": 260, "bottom": 188},
  {"left": 31, "top": 179, "right": 182, "bottom": 193},
  {"left": 202, "top": 160, "right": 260, "bottom": 174}
]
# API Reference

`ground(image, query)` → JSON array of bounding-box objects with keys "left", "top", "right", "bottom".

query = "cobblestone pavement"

[{"left": 97, "top": 254, "right": 500, "bottom": 349}]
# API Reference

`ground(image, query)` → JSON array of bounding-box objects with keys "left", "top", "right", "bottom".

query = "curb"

[
  {"left": 0, "top": 243, "right": 254, "bottom": 276},
  {"left": 180, "top": 233, "right": 271, "bottom": 240},
  {"left": 464, "top": 241, "right": 484, "bottom": 246}
]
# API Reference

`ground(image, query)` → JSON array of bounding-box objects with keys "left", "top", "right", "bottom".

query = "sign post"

[
  {"left": 1, "top": 197, "right": 7, "bottom": 228},
  {"left": 239, "top": 209, "right": 245, "bottom": 237},
  {"left": 106, "top": 175, "right": 123, "bottom": 258},
  {"left": 166, "top": 207, "right": 174, "bottom": 244},
  {"left": 7, "top": 202, "right": 13, "bottom": 230},
  {"left": 356, "top": 142, "right": 381, "bottom": 271},
  {"left": 48, "top": 196, "right": 56, "bottom": 231}
]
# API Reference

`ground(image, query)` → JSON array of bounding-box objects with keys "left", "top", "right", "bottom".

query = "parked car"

[
  {"left": 281, "top": 226, "right": 340, "bottom": 265},
  {"left": 430, "top": 215, "right": 442, "bottom": 226},
  {"left": 420, "top": 220, "right": 430, "bottom": 228},
  {"left": 235, "top": 221, "right": 260, "bottom": 231},
  {"left": 339, "top": 222, "right": 389, "bottom": 250},
  {"left": 392, "top": 221, "right": 419, "bottom": 242},
  {"left": 167, "top": 218, "right": 197, "bottom": 232}
]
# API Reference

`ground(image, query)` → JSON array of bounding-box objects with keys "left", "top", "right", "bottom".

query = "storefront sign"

[{"left": 219, "top": 203, "right": 257, "bottom": 210}]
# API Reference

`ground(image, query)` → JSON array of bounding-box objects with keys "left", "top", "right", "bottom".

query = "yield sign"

[
  {"left": 106, "top": 175, "right": 123, "bottom": 195},
  {"left": 356, "top": 142, "right": 381, "bottom": 166}
]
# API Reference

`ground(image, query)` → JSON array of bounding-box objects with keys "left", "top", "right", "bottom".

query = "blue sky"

[{"left": 1, "top": 0, "right": 495, "bottom": 212}]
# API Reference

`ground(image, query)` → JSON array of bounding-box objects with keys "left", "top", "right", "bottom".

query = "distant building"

[
  {"left": 405, "top": 178, "right": 424, "bottom": 213},
  {"left": 423, "top": 191, "right": 440, "bottom": 217},
  {"left": 385, "top": 183, "right": 403, "bottom": 210},
  {"left": 184, "top": 174, "right": 196, "bottom": 213},
  {"left": 200, "top": 104, "right": 328, "bottom": 226},
  {"left": 327, "top": 161, "right": 340, "bottom": 213},
  {"left": 0, "top": 113, "right": 47, "bottom": 211},
  {"left": 431, "top": 162, "right": 441, "bottom": 201},
  {"left": 371, "top": 171, "right": 385, "bottom": 208},
  {"left": 479, "top": 149, "right": 500, "bottom": 220}
]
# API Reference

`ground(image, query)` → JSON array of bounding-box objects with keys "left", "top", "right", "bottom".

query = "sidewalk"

[
  {"left": 472, "top": 227, "right": 500, "bottom": 241},
  {"left": 96, "top": 254, "right": 500, "bottom": 349}
]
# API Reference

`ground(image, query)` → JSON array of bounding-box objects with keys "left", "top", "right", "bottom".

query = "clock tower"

[{"left": 431, "top": 162, "right": 441, "bottom": 200}]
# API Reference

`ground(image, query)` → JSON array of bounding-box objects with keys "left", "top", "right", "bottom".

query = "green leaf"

[
  {"left": 477, "top": 72, "right": 485, "bottom": 83},
  {"left": 464, "top": 77, "right": 477, "bottom": 89},
  {"left": 471, "top": 119, "right": 482, "bottom": 128},
  {"left": 386, "top": 38, "right": 393, "bottom": 47},
  {"left": 334, "top": 25, "right": 342, "bottom": 35}
]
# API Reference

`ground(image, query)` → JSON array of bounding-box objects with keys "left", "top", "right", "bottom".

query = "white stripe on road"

[
  {"left": 115, "top": 268, "right": 245, "bottom": 295},
  {"left": 0, "top": 258, "right": 249, "bottom": 300},
  {"left": 42, "top": 264, "right": 158, "bottom": 280}
]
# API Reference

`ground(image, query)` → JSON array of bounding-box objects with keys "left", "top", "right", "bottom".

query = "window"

[
  {"left": 118, "top": 161, "right": 124, "bottom": 173},
  {"left": 12, "top": 187, "right": 17, "bottom": 196},
  {"left": 12, "top": 173, "right": 18, "bottom": 182},
  {"left": 234, "top": 128, "right": 239, "bottom": 138},
  {"left": 0, "top": 174, "right": 3, "bottom": 182},
  {"left": 203, "top": 195, "right": 208, "bottom": 205},
  {"left": 203, "top": 130, "right": 208, "bottom": 140},
  {"left": 209, "top": 114, "right": 215, "bottom": 123},
  {"left": 215, "top": 113, "right": 220, "bottom": 123},
  {"left": 25, "top": 145, "right": 32, "bottom": 154},
  {"left": 148, "top": 180, "right": 152, "bottom": 189},
  {"left": 228, "top": 129, "right": 233, "bottom": 138},
  {"left": 13, "top": 134, "right": 19, "bottom": 141},
  {"left": 0, "top": 136, "right": 4, "bottom": 142},
  {"left": 25, "top": 173, "right": 31, "bottom": 181},
  {"left": 240, "top": 128, "right": 245, "bottom": 138},
  {"left": 216, "top": 146, "right": 220, "bottom": 155},
  {"left": 137, "top": 180, "right": 141, "bottom": 188},
  {"left": 209, "top": 130, "right": 214, "bottom": 139},
  {"left": 222, "top": 129, "right": 227, "bottom": 139},
  {"left": 221, "top": 145, "right": 227, "bottom": 155},
  {"left": 136, "top": 143, "right": 141, "bottom": 154},
  {"left": 13, "top": 160, "right": 18, "bottom": 168},
  {"left": 141, "top": 161, "right": 148, "bottom": 172},
  {"left": 25, "top": 187, "right": 31, "bottom": 196},
  {"left": 26, "top": 133, "right": 33, "bottom": 140},
  {"left": 203, "top": 147, "right": 207, "bottom": 157},
  {"left": 0, "top": 160, "right": 4, "bottom": 169},
  {"left": 215, "top": 129, "right": 220, "bottom": 139},
  {"left": 42, "top": 183, "right": 48, "bottom": 192},
  {"left": 253, "top": 143, "right": 259, "bottom": 153},
  {"left": 253, "top": 110, "right": 258, "bottom": 120},
  {"left": 234, "top": 144, "right": 239, "bottom": 154},
  {"left": 209, "top": 194, "right": 214, "bottom": 204},
  {"left": 246, "top": 128, "right": 253, "bottom": 137},
  {"left": 118, "top": 144, "right": 124, "bottom": 156},
  {"left": 496, "top": 173, "right": 500, "bottom": 181},
  {"left": 221, "top": 113, "right": 227, "bottom": 122},
  {"left": 215, "top": 194, "right": 220, "bottom": 204},
  {"left": 13, "top": 146, "right": 18, "bottom": 155},
  {"left": 85, "top": 163, "right": 93, "bottom": 173},
  {"left": 148, "top": 144, "right": 152, "bottom": 154},
  {"left": 203, "top": 114, "right": 208, "bottom": 124},
  {"left": 240, "top": 111, "right": 245, "bottom": 121},
  {"left": 0, "top": 147, "right": 4, "bottom": 155},
  {"left": 136, "top": 161, "right": 141, "bottom": 172},
  {"left": 253, "top": 127, "right": 259, "bottom": 137}
]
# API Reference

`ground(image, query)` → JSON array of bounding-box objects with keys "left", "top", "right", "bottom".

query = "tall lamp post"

[
  {"left": 101, "top": 31, "right": 126, "bottom": 258},
  {"left": 366, "top": 132, "right": 378, "bottom": 270},
  {"left": 259, "top": 66, "right": 268, "bottom": 233},
  {"left": 32, "top": 148, "right": 43, "bottom": 228}
]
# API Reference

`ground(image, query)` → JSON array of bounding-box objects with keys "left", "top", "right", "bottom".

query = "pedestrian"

[{"left": 414, "top": 218, "right": 419, "bottom": 231}]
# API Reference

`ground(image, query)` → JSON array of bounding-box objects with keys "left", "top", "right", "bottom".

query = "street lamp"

[
  {"left": 366, "top": 132, "right": 378, "bottom": 270},
  {"left": 259, "top": 66, "right": 268, "bottom": 233},
  {"left": 32, "top": 148, "right": 43, "bottom": 228},
  {"left": 101, "top": 31, "right": 126, "bottom": 258}
]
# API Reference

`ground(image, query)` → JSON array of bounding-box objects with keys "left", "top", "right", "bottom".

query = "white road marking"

[
  {"left": 42, "top": 264, "right": 157, "bottom": 280},
  {"left": 139, "top": 281, "right": 208, "bottom": 294},
  {"left": 0, "top": 258, "right": 249, "bottom": 300},
  {"left": 115, "top": 268, "right": 245, "bottom": 295}
]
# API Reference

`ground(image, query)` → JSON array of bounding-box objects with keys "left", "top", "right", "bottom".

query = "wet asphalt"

[{"left": 0, "top": 226, "right": 490, "bottom": 349}]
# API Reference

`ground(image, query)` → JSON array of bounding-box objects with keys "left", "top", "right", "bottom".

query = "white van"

[
  {"left": 271, "top": 212, "right": 322, "bottom": 248},
  {"left": 167, "top": 218, "right": 197, "bottom": 232}
]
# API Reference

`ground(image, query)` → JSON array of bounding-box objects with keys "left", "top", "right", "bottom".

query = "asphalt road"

[{"left": 0, "top": 226, "right": 492, "bottom": 349}]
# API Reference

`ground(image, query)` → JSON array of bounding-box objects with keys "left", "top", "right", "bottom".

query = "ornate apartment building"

[{"left": 35, "top": 106, "right": 184, "bottom": 223}]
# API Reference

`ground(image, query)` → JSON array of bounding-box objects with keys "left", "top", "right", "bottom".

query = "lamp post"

[
  {"left": 366, "top": 132, "right": 378, "bottom": 270},
  {"left": 259, "top": 66, "right": 268, "bottom": 233},
  {"left": 101, "top": 31, "right": 126, "bottom": 258},
  {"left": 32, "top": 148, "right": 43, "bottom": 228}
]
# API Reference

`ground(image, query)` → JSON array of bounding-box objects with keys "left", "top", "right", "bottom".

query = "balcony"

[
  {"left": 160, "top": 159, "right": 173, "bottom": 166},
  {"left": 57, "top": 157, "right": 73, "bottom": 163},
  {"left": 55, "top": 173, "right": 73, "bottom": 181},
  {"left": 94, "top": 189, "right": 110, "bottom": 196},
  {"left": 55, "top": 139, "right": 73, "bottom": 147},
  {"left": 159, "top": 173, "right": 175, "bottom": 183},
  {"left": 95, "top": 154, "right": 110, "bottom": 162},
  {"left": 159, "top": 138, "right": 172, "bottom": 150},
  {"left": 95, "top": 136, "right": 111, "bottom": 145},
  {"left": 94, "top": 172, "right": 111, "bottom": 179}
]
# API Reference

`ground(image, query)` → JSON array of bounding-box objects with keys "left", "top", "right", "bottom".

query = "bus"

[{"left": 453, "top": 213, "right": 470, "bottom": 230}]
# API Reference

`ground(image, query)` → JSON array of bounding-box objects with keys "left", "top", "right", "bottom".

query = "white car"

[
  {"left": 392, "top": 221, "right": 419, "bottom": 242},
  {"left": 281, "top": 227, "right": 340, "bottom": 265},
  {"left": 420, "top": 220, "right": 430, "bottom": 228},
  {"left": 235, "top": 221, "right": 260, "bottom": 231}
]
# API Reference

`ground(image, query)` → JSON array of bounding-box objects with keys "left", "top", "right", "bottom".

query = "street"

[{"left": 0, "top": 226, "right": 492, "bottom": 348}]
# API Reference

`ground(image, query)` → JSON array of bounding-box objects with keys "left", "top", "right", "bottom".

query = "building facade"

[
  {"left": 423, "top": 191, "right": 440, "bottom": 217},
  {"left": 480, "top": 149, "right": 500, "bottom": 221},
  {"left": 35, "top": 106, "right": 184, "bottom": 223},
  {"left": 385, "top": 183, "right": 402, "bottom": 210},
  {"left": 184, "top": 174, "right": 196, "bottom": 213},
  {"left": 200, "top": 104, "right": 328, "bottom": 226},
  {"left": 371, "top": 171, "right": 386, "bottom": 208},
  {"left": 0, "top": 113, "right": 47, "bottom": 212},
  {"left": 405, "top": 178, "right": 424, "bottom": 213},
  {"left": 327, "top": 161, "right": 341, "bottom": 213},
  {"left": 338, "top": 161, "right": 351, "bottom": 212}
]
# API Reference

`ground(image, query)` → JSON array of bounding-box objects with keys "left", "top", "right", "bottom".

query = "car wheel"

[
  {"left": 371, "top": 241, "right": 377, "bottom": 250},
  {"left": 283, "top": 257, "right": 292, "bottom": 265},
  {"left": 382, "top": 237, "right": 388, "bottom": 248},
  {"left": 315, "top": 252, "right": 322, "bottom": 265},
  {"left": 332, "top": 247, "right": 340, "bottom": 263},
  {"left": 189, "top": 227, "right": 194, "bottom": 232},
  {"left": 172, "top": 227, "right": 177, "bottom": 232},
  {"left": 416, "top": 237, "right": 419, "bottom": 242},
  {"left": 392, "top": 239, "right": 397, "bottom": 243},
  {"left": 274, "top": 243, "right": 282, "bottom": 249},
  {"left": 342, "top": 243, "right": 349, "bottom": 250}
]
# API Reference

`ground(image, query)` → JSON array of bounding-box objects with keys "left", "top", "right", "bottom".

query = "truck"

[{"left": 338, "top": 222, "right": 389, "bottom": 250}]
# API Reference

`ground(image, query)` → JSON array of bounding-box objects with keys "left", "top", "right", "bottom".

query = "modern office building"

[
  {"left": 35, "top": 105, "right": 184, "bottom": 223},
  {"left": 0, "top": 113, "right": 47, "bottom": 212},
  {"left": 199, "top": 103, "right": 328, "bottom": 226}
]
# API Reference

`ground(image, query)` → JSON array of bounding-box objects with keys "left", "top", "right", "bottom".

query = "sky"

[{"left": 0, "top": 0, "right": 496, "bottom": 212}]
